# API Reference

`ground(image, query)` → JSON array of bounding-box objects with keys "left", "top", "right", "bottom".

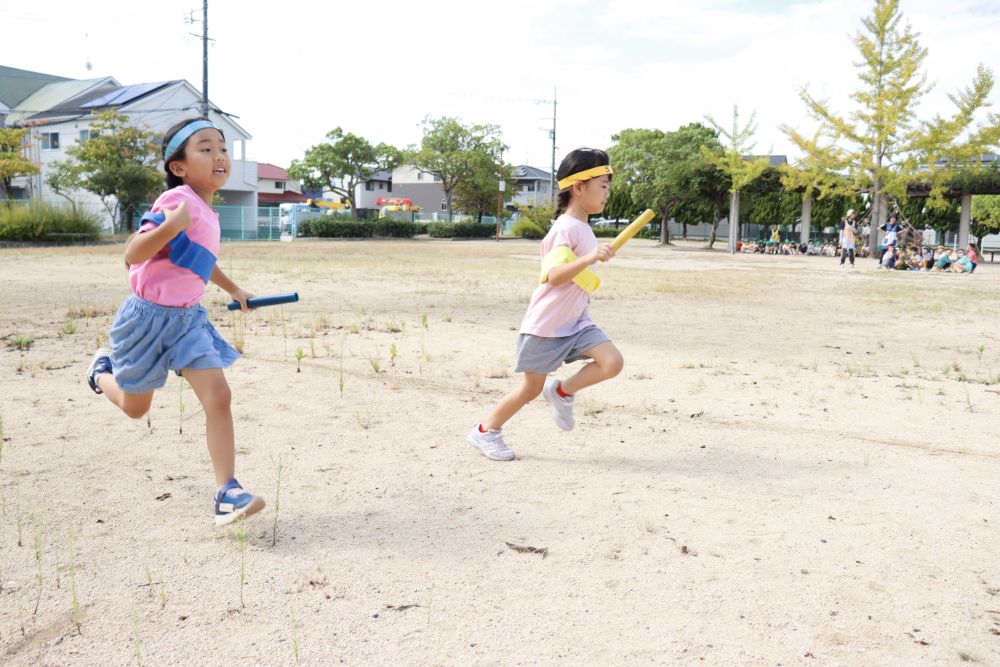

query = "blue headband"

[{"left": 164, "top": 120, "right": 223, "bottom": 160}]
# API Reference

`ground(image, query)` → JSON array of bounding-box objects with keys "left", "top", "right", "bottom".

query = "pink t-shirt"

[
  {"left": 128, "top": 185, "right": 220, "bottom": 307},
  {"left": 519, "top": 214, "right": 598, "bottom": 337}
]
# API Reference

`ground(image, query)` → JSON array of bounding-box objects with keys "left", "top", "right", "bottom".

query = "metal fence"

[{"left": 132, "top": 205, "right": 284, "bottom": 241}]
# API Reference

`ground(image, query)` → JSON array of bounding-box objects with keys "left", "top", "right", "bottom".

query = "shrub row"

[
  {"left": 0, "top": 201, "right": 102, "bottom": 242},
  {"left": 593, "top": 226, "right": 657, "bottom": 240},
  {"left": 512, "top": 219, "right": 546, "bottom": 239},
  {"left": 302, "top": 218, "right": 423, "bottom": 238},
  {"left": 427, "top": 222, "right": 498, "bottom": 238}
]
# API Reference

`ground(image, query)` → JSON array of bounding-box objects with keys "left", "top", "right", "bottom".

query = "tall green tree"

[
  {"left": 0, "top": 128, "right": 40, "bottom": 203},
  {"left": 782, "top": 0, "right": 1000, "bottom": 256},
  {"left": 412, "top": 117, "right": 506, "bottom": 222},
  {"left": 610, "top": 123, "right": 726, "bottom": 245},
  {"left": 288, "top": 128, "right": 403, "bottom": 220},
  {"left": 971, "top": 195, "right": 1000, "bottom": 239},
  {"left": 452, "top": 157, "right": 514, "bottom": 223},
  {"left": 703, "top": 105, "right": 772, "bottom": 253},
  {"left": 45, "top": 110, "right": 161, "bottom": 232}
]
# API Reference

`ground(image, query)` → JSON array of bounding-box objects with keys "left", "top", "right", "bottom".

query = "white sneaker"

[
  {"left": 542, "top": 378, "right": 575, "bottom": 431},
  {"left": 467, "top": 425, "right": 515, "bottom": 461}
]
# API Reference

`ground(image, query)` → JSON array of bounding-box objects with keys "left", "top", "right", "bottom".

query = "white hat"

[{"left": 846, "top": 209, "right": 856, "bottom": 217}]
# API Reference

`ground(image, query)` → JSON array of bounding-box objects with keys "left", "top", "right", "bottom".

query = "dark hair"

[
  {"left": 554, "top": 148, "right": 611, "bottom": 219},
  {"left": 162, "top": 117, "right": 225, "bottom": 189}
]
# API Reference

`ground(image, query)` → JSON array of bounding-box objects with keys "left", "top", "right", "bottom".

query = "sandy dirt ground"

[{"left": 1, "top": 238, "right": 999, "bottom": 666}]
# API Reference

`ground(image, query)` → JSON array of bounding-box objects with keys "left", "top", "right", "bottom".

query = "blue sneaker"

[
  {"left": 86, "top": 347, "right": 113, "bottom": 394},
  {"left": 215, "top": 479, "right": 266, "bottom": 526}
]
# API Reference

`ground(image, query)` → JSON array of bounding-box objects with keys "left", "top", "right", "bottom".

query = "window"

[
  {"left": 78, "top": 129, "right": 98, "bottom": 142},
  {"left": 365, "top": 181, "right": 374, "bottom": 191},
  {"left": 433, "top": 174, "right": 441, "bottom": 182},
  {"left": 275, "top": 181, "right": 285, "bottom": 191},
  {"left": 378, "top": 182, "right": 384, "bottom": 190},
  {"left": 417, "top": 172, "right": 423, "bottom": 180},
  {"left": 440, "top": 201, "right": 447, "bottom": 210},
  {"left": 526, "top": 182, "right": 536, "bottom": 192},
  {"left": 387, "top": 180, "right": 392, "bottom": 193},
  {"left": 40, "top": 132, "right": 60, "bottom": 150}
]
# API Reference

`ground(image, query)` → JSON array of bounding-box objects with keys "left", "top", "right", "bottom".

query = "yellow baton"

[{"left": 611, "top": 209, "right": 656, "bottom": 252}]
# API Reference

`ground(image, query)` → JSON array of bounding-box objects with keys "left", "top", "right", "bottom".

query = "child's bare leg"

[
  {"left": 182, "top": 368, "right": 235, "bottom": 486},
  {"left": 482, "top": 372, "right": 546, "bottom": 430},
  {"left": 561, "top": 341, "right": 624, "bottom": 394},
  {"left": 97, "top": 374, "right": 154, "bottom": 419}
]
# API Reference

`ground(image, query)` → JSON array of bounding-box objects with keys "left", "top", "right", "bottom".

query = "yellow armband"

[{"left": 539, "top": 246, "right": 601, "bottom": 294}]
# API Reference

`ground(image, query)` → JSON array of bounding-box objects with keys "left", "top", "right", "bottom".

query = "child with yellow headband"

[{"left": 467, "top": 148, "right": 623, "bottom": 461}]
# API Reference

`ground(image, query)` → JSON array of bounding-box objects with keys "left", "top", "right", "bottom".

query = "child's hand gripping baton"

[
  {"left": 611, "top": 209, "right": 656, "bottom": 252},
  {"left": 226, "top": 292, "right": 300, "bottom": 311}
]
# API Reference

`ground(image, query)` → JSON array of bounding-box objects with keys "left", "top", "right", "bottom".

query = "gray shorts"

[{"left": 514, "top": 325, "right": 610, "bottom": 374}]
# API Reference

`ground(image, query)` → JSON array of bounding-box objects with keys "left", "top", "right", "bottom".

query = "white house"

[
  {"left": 257, "top": 163, "right": 307, "bottom": 207},
  {"left": 1, "top": 66, "right": 256, "bottom": 229}
]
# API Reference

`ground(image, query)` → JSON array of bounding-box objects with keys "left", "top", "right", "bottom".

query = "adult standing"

[
  {"left": 879, "top": 212, "right": 901, "bottom": 260},
  {"left": 840, "top": 208, "right": 858, "bottom": 267}
]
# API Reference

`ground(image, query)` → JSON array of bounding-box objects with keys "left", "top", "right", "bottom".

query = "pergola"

[{"left": 795, "top": 156, "right": 1000, "bottom": 249}]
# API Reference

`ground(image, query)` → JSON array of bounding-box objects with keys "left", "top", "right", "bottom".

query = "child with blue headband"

[
  {"left": 467, "top": 148, "right": 624, "bottom": 461},
  {"left": 85, "top": 117, "right": 265, "bottom": 525}
]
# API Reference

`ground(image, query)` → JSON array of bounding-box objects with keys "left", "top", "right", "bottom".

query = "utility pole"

[
  {"left": 186, "top": 2, "right": 211, "bottom": 118},
  {"left": 201, "top": 0, "right": 209, "bottom": 118},
  {"left": 550, "top": 88, "right": 557, "bottom": 203},
  {"left": 497, "top": 149, "right": 504, "bottom": 241}
]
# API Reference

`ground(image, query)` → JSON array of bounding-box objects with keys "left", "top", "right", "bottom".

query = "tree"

[
  {"left": 288, "top": 128, "right": 403, "bottom": 221},
  {"left": 452, "top": 157, "right": 514, "bottom": 223},
  {"left": 609, "top": 123, "right": 726, "bottom": 245},
  {"left": 971, "top": 195, "right": 1000, "bottom": 239},
  {"left": 412, "top": 117, "right": 506, "bottom": 222},
  {"left": 782, "top": 0, "right": 1000, "bottom": 256},
  {"left": 703, "top": 105, "right": 772, "bottom": 253},
  {"left": 45, "top": 110, "right": 161, "bottom": 232},
  {"left": 743, "top": 169, "right": 801, "bottom": 235},
  {"left": 0, "top": 128, "right": 40, "bottom": 203}
]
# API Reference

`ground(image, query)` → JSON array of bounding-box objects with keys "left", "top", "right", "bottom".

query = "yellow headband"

[{"left": 557, "top": 165, "right": 613, "bottom": 191}]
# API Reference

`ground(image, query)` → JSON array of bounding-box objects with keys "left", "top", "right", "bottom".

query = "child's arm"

[
  {"left": 547, "top": 243, "right": 614, "bottom": 287},
  {"left": 210, "top": 265, "right": 254, "bottom": 312},
  {"left": 124, "top": 202, "right": 191, "bottom": 266}
]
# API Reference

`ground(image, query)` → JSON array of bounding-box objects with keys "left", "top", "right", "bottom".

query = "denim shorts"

[
  {"left": 109, "top": 295, "right": 239, "bottom": 394},
  {"left": 514, "top": 325, "right": 610, "bottom": 374}
]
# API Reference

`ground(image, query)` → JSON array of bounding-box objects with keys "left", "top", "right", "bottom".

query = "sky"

[{"left": 3, "top": 0, "right": 999, "bottom": 171}]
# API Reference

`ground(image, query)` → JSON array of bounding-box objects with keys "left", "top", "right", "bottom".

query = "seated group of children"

[
  {"left": 880, "top": 243, "right": 979, "bottom": 273},
  {"left": 738, "top": 240, "right": 869, "bottom": 258}
]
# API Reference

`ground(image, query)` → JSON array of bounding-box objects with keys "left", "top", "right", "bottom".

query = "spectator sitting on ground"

[
  {"left": 951, "top": 249, "right": 974, "bottom": 273},
  {"left": 966, "top": 243, "right": 979, "bottom": 273},
  {"left": 882, "top": 243, "right": 897, "bottom": 269},
  {"left": 920, "top": 246, "right": 933, "bottom": 270},
  {"left": 933, "top": 248, "right": 956, "bottom": 271},
  {"left": 907, "top": 247, "right": 924, "bottom": 270},
  {"left": 857, "top": 244, "right": 869, "bottom": 258},
  {"left": 894, "top": 246, "right": 911, "bottom": 270}
]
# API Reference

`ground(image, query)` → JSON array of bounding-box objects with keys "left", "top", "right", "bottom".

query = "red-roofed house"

[{"left": 257, "top": 163, "right": 308, "bottom": 206}]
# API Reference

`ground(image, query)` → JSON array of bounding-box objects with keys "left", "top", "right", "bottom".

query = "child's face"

[
  {"left": 169, "top": 128, "right": 230, "bottom": 194},
  {"left": 574, "top": 174, "right": 610, "bottom": 216}
]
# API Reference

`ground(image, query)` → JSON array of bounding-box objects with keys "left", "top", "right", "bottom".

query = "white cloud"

[{"left": 2, "top": 0, "right": 997, "bottom": 170}]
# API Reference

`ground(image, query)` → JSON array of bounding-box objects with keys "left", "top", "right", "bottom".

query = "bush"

[
  {"left": 297, "top": 219, "right": 311, "bottom": 237},
  {"left": 593, "top": 226, "right": 657, "bottom": 240},
  {"left": 0, "top": 201, "right": 102, "bottom": 242},
  {"left": 306, "top": 218, "right": 419, "bottom": 238},
  {"left": 427, "top": 222, "right": 497, "bottom": 238},
  {"left": 512, "top": 219, "right": 546, "bottom": 239},
  {"left": 515, "top": 203, "right": 555, "bottom": 233}
]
